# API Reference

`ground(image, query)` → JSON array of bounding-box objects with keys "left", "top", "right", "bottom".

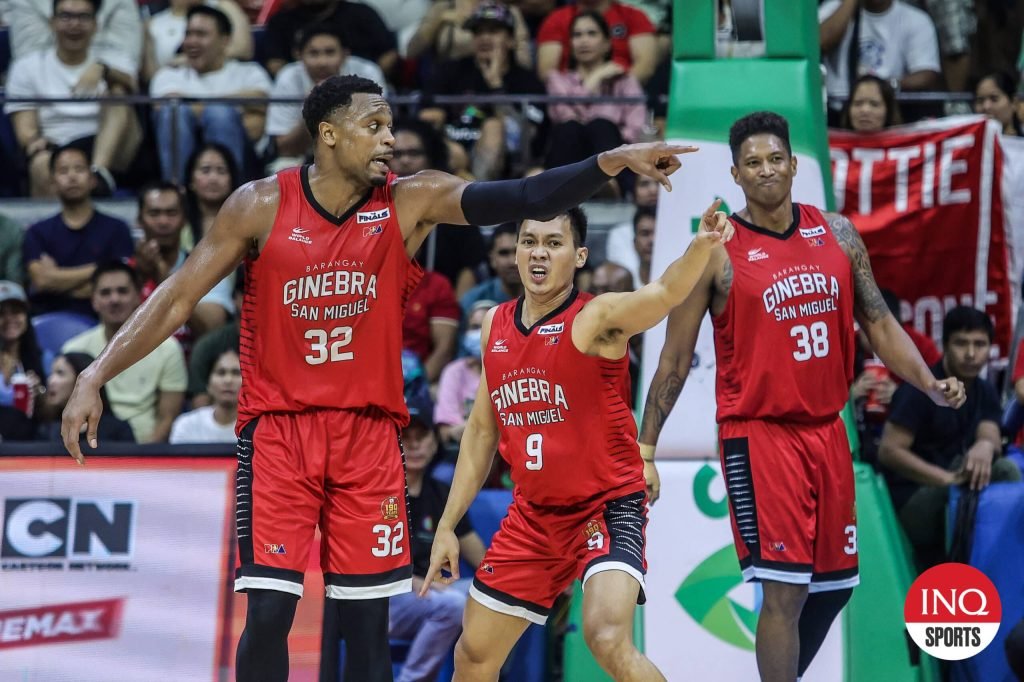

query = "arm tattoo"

[
  {"left": 826, "top": 212, "right": 888, "bottom": 323},
  {"left": 641, "top": 370, "right": 685, "bottom": 443},
  {"left": 720, "top": 256, "right": 733, "bottom": 298}
]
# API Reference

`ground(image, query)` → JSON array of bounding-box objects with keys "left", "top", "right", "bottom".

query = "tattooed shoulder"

[{"left": 824, "top": 212, "right": 888, "bottom": 323}]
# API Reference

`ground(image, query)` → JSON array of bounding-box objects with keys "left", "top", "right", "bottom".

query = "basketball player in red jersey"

[
  {"left": 420, "top": 203, "right": 732, "bottom": 681},
  {"left": 639, "top": 112, "right": 967, "bottom": 682},
  {"left": 59, "top": 75, "right": 694, "bottom": 682}
]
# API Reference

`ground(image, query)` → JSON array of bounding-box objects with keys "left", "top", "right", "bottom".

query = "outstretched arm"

[
  {"left": 62, "top": 180, "right": 274, "bottom": 462},
  {"left": 395, "top": 143, "right": 696, "bottom": 250},
  {"left": 573, "top": 200, "right": 732, "bottom": 358},
  {"left": 825, "top": 212, "right": 965, "bottom": 408}
]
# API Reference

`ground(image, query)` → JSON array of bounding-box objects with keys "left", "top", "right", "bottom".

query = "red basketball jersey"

[
  {"left": 713, "top": 203, "right": 855, "bottom": 422},
  {"left": 484, "top": 290, "right": 644, "bottom": 507},
  {"left": 237, "top": 167, "right": 422, "bottom": 427}
]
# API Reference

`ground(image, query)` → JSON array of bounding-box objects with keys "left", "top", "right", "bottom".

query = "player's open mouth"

[
  {"left": 372, "top": 156, "right": 391, "bottom": 171},
  {"left": 529, "top": 266, "right": 547, "bottom": 282}
]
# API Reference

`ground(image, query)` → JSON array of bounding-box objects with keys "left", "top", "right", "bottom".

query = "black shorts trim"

[
  {"left": 581, "top": 490, "right": 648, "bottom": 604},
  {"left": 811, "top": 566, "right": 859, "bottom": 583},
  {"left": 722, "top": 436, "right": 762, "bottom": 562},
  {"left": 235, "top": 563, "right": 304, "bottom": 584},
  {"left": 324, "top": 564, "right": 413, "bottom": 588},
  {"left": 235, "top": 418, "right": 260, "bottom": 566},
  {"left": 471, "top": 576, "right": 549, "bottom": 619},
  {"left": 738, "top": 555, "right": 814, "bottom": 574}
]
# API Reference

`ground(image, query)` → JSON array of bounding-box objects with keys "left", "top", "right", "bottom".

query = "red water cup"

[
  {"left": 12, "top": 372, "right": 33, "bottom": 418},
  {"left": 863, "top": 358, "right": 890, "bottom": 416}
]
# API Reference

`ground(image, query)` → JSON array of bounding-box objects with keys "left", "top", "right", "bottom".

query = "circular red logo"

[{"left": 904, "top": 563, "right": 1001, "bottom": 661}]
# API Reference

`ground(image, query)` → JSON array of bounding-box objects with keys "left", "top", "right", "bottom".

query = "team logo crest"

[
  {"left": 807, "top": 237, "right": 826, "bottom": 247},
  {"left": 480, "top": 563, "right": 494, "bottom": 574},
  {"left": 380, "top": 496, "right": 400, "bottom": 521},
  {"left": 264, "top": 543, "right": 287, "bottom": 555},
  {"left": 545, "top": 336, "right": 560, "bottom": 346},
  {"left": 769, "top": 541, "right": 786, "bottom": 552},
  {"left": 362, "top": 224, "right": 383, "bottom": 237},
  {"left": 584, "top": 519, "right": 605, "bottom": 550}
]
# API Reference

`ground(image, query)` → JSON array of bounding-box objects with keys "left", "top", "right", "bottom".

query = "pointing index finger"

[
  {"left": 660, "top": 145, "right": 699, "bottom": 155},
  {"left": 703, "top": 198, "right": 723, "bottom": 218}
]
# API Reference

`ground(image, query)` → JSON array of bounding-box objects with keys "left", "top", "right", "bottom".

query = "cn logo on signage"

[
  {"left": 1, "top": 498, "right": 136, "bottom": 559},
  {"left": 904, "top": 562, "right": 1002, "bottom": 660}
]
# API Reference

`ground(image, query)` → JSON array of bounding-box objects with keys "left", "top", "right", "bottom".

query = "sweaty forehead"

[
  {"left": 519, "top": 219, "right": 571, "bottom": 241},
  {"left": 348, "top": 94, "right": 391, "bottom": 120},
  {"left": 740, "top": 134, "right": 789, "bottom": 159}
]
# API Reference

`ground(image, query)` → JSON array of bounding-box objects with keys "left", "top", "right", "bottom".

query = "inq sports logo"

[{"left": 675, "top": 465, "right": 759, "bottom": 651}]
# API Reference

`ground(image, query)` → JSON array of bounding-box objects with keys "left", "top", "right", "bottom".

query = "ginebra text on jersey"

[
  {"left": 762, "top": 272, "right": 841, "bottom": 315},
  {"left": 283, "top": 270, "right": 379, "bottom": 305}
]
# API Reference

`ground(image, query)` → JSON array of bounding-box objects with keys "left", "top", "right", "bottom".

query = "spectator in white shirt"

[
  {"left": 143, "top": 0, "right": 253, "bottom": 82},
  {"left": 9, "top": 0, "right": 142, "bottom": 74},
  {"left": 169, "top": 348, "right": 240, "bottom": 443},
  {"left": 150, "top": 5, "right": 272, "bottom": 182},
  {"left": 4, "top": 0, "right": 142, "bottom": 197},
  {"left": 266, "top": 23, "right": 389, "bottom": 171},
  {"left": 819, "top": 0, "right": 941, "bottom": 118}
]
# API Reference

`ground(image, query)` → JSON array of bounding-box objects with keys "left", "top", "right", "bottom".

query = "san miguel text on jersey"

[
  {"left": 238, "top": 167, "right": 422, "bottom": 428},
  {"left": 714, "top": 204, "right": 856, "bottom": 423},
  {"left": 485, "top": 291, "right": 645, "bottom": 507}
]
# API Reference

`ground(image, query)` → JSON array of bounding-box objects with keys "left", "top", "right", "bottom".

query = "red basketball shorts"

[
  {"left": 471, "top": 488, "right": 648, "bottom": 625},
  {"left": 233, "top": 407, "right": 412, "bottom": 599},
  {"left": 718, "top": 417, "right": 859, "bottom": 592}
]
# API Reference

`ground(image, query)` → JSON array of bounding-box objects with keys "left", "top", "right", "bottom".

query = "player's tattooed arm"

[
  {"left": 825, "top": 212, "right": 888, "bottom": 324},
  {"left": 640, "top": 368, "right": 685, "bottom": 447}
]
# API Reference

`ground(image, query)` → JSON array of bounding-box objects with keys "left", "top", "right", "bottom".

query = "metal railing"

[{"left": 0, "top": 90, "right": 979, "bottom": 187}]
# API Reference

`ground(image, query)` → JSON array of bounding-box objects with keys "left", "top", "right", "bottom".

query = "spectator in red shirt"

[
  {"left": 403, "top": 270, "right": 460, "bottom": 383},
  {"left": 536, "top": 0, "right": 657, "bottom": 85}
]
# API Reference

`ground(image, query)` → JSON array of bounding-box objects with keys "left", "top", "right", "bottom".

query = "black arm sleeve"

[{"left": 460, "top": 155, "right": 612, "bottom": 225}]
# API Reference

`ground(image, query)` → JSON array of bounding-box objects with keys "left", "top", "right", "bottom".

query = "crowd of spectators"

[{"left": 1, "top": 1, "right": 1024, "bottom": 678}]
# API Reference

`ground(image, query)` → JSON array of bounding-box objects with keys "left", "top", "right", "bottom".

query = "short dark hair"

[
  {"left": 187, "top": 5, "right": 232, "bottom": 36},
  {"left": 137, "top": 180, "right": 184, "bottom": 214},
  {"left": 942, "top": 306, "right": 994, "bottom": 345},
  {"left": 515, "top": 208, "right": 588, "bottom": 248},
  {"left": 729, "top": 111, "right": 792, "bottom": 164},
  {"left": 297, "top": 22, "right": 345, "bottom": 52},
  {"left": 53, "top": 0, "right": 100, "bottom": 16},
  {"left": 302, "top": 75, "right": 384, "bottom": 139},
  {"left": 49, "top": 143, "right": 90, "bottom": 174},
  {"left": 633, "top": 205, "right": 656, "bottom": 234},
  {"left": 91, "top": 261, "right": 140, "bottom": 292}
]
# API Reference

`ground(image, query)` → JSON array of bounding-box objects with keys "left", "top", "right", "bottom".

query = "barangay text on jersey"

[
  {"left": 490, "top": 366, "right": 570, "bottom": 427},
  {"left": 282, "top": 260, "right": 378, "bottom": 321},
  {"left": 762, "top": 264, "right": 841, "bottom": 322}
]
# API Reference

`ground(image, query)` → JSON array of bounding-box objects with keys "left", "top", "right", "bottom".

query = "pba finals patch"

[
  {"left": 380, "top": 496, "right": 401, "bottom": 521},
  {"left": 904, "top": 562, "right": 1001, "bottom": 660}
]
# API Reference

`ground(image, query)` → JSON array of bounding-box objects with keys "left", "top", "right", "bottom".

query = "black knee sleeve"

[
  {"left": 236, "top": 590, "right": 299, "bottom": 682},
  {"left": 797, "top": 588, "right": 853, "bottom": 676},
  {"left": 328, "top": 597, "right": 392, "bottom": 682}
]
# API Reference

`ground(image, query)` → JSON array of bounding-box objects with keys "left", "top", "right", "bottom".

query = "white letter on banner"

[
  {"left": 887, "top": 146, "right": 921, "bottom": 213},
  {"left": 940, "top": 134, "right": 974, "bottom": 205},
  {"left": 830, "top": 148, "right": 849, "bottom": 212},
  {"left": 922, "top": 142, "right": 936, "bottom": 208},
  {"left": 853, "top": 148, "right": 886, "bottom": 215}
]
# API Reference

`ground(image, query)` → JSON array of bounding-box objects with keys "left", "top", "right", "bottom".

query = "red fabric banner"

[{"left": 829, "top": 117, "right": 1012, "bottom": 357}]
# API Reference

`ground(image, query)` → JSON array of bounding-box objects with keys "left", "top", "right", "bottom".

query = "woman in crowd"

[
  {"left": 170, "top": 349, "right": 240, "bottom": 443},
  {"left": 973, "top": 71, "right": 1023, "bottom": 136},
  {"left": 38, "top": 352, "right": 135, "bottom": 443},
  {"left": 840, "top": 75, "right": 902, "bottom": 133},
  {"left": 543, "top": 10, "right": 648, "bottom": 171},
  {"left": 183, "top": 142, "right": 240, "bottom": 249},
  {"left": 0, "top": 281, "right": 45, "bottom": 408}
]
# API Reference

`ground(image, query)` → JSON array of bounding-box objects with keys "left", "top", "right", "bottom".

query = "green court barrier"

[{"left": 847, "top": 463, "right": 939, "bottom": 681}]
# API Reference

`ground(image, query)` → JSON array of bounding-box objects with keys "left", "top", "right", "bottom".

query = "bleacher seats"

[{"left": 32, "top": 311, "right": 97, "bottom": 359}]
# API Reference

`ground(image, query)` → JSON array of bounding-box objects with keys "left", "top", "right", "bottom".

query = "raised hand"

[
  {"left": 695, "top": 198, "right": 734, "bottom": 245},
  {"left": 597, "top": 142, "right": 699, "bottom": 191}
]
